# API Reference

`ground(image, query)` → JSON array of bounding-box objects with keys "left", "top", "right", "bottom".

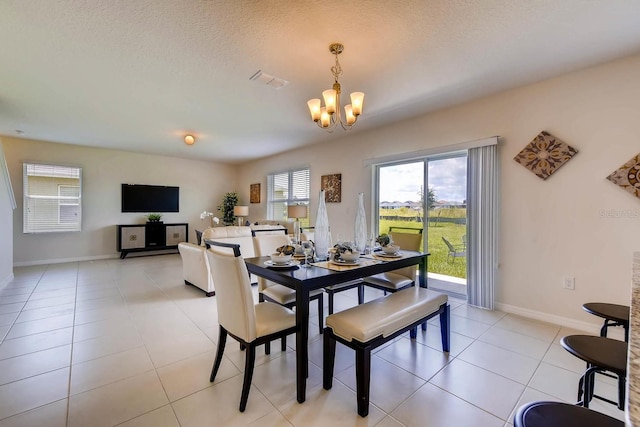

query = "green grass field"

[{"left": 379, "top": 219, "right": 467, "bottom": 279}]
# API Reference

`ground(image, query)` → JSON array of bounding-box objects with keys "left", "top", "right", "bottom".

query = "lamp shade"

[
  {"left": 233, "top": 205, "right": 249, "bottom": 216},
  {"left": 287, "top": 205, "right": 307, "bottom": 219}
]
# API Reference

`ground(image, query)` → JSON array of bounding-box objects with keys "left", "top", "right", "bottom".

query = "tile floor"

[{"left": 0, "top": 254, "right": 627, "bottom": 426}]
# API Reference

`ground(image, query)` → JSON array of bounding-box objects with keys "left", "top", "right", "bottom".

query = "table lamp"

[
  {"left": 288, "top": 204, "right": 307, "bottom": 243},
  {"left": 234, "top": 205, "right": 249, "bottom": 226}
]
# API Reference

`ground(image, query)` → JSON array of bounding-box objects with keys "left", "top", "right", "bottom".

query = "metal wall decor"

[{"left": 514, "top": 131, "right": 578, "bottom": 180}]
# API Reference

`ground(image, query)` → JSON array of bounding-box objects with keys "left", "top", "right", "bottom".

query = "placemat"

[
  {"left": 311, "top": 258, "right": 381, "bottom": 272},
  {"left": 362, "top": 251, "right": 411, "bottom": 261}
]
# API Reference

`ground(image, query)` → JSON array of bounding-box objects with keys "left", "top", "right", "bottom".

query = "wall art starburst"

[
  {"left": 514, "top": 131, "right": 578, "bottom": 180},
  {"left": 606, "top": 153, "right": 640, "bottom": 199}
]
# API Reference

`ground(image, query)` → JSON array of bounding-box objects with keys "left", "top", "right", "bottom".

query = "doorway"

[{"left": 375, "top": 153, "right": 467, "bottom": 297}]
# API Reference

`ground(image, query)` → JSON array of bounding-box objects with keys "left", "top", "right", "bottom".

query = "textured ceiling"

[{"left": 1, "top": 0, "right": 640, "bottom": 164}]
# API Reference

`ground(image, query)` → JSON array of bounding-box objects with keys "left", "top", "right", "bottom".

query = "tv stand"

[{"left": 117, "top": 223, "right": 188, "bottom": 259}]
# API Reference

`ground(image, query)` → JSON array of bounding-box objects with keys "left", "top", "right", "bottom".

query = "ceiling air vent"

[{"left": 249, "top": 70, "right": 288, "bottom": 89}]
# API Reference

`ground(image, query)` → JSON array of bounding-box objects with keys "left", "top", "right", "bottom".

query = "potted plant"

[
  {"left": 217, "top": 191, "right": 239, "bottom": 225},
  {"left": 376, "top": 233, "right": 391, "bottom": 247},
  {"left": 146, "top": 213, "right": 163, "bottom": 223}
]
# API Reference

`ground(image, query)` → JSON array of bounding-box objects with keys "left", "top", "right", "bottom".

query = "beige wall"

[
  {"left": 2, "top": 138, "right": 236, "bottom": 265},
  {"left": 237, "top": 54, "right": 640, "bottom": 327},
  {"left": 0, "top": 140, "right": 14, "bottom": 285}
]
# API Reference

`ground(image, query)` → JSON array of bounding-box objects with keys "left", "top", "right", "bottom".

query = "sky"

[{"left": 379, "top": 157, "right": 467, "bottom": 203}]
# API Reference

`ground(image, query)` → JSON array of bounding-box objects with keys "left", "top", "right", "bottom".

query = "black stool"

[
  {"left": 514, "top": 401, "right": 623, "bottom": 427},
  {"left": 560, "top": 335, "right": 627, "bottom": 409},
  {"left": 582, "top": 302, "right": 630, "bottom": 342}
]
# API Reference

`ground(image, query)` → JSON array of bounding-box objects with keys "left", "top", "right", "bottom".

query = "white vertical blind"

[
  {"left": 23, "top": 163, "right": 82, "bottom": 233},
  {"left": 466, "top": 144, "right": 499, "bottom": 309},
  {"left": 267, "top": 168, "right": 310, "bottom": 221}
]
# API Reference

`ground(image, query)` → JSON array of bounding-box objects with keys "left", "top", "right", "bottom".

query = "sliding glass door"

[{"left": 375, "top": 153, "right": 467, "bottom": 296}]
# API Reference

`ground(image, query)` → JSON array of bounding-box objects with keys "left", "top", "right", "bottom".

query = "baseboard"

[
  {"left": 495, "top": 302, "right": 607, "bottom": 336},
  {"left": 13, "top": 254, "right": 120, "bottom": 267},
  {"left": 0, "top": 272, "right": 14, "bottom": 287}
]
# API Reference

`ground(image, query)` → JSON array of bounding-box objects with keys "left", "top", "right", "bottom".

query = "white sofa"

[
  {"left": 178, "top": 242, "right": 215, "bottom": 296},
  {"left": 179, "top": 226, "right": 260, "bottom": 296},
  {"left": 252, "top": 219, "right": 295, "bottom": 235}
]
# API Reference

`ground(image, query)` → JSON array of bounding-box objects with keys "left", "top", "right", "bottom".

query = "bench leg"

[
  {"left": 440, "top": 304, "right": 450, "bottom": 352},
  {"left": 356, "top": 346, "right": 372, "bottom": 417},
  {"left": 323, "top": 329, "right": 336, "bottom": 390}
]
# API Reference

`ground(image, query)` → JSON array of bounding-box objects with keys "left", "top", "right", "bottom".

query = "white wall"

[
  {"left": 2, "top": 137, "right": 236, "bottom": 265},
  {"left": 0, "top": 140, "right": 14, "bottom": 285},
  {"left": 237, "top": 54, "right": 640, "bottom": 326}
]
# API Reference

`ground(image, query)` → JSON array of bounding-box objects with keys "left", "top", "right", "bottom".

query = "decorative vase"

[
  {"left": 314, "top": 190, "right": 331, "bottom": 261},
  {"left": 354, "top": 192, "right": 367, "bottom": 253}
]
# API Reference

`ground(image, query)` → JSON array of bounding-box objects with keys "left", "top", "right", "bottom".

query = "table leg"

[
  {"left": 419, "top": 255, "right": 427, "bottom": 288},
  {"left": 296, "top": 285, "right": 310, "bottom": 403}
]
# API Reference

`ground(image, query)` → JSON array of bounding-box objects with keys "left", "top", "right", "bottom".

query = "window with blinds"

[
  {"left": 23, "top": 163, "right": 82, "bottom": 233},
  {"left": 267, "top": 168, "right": 310, "bottom": 225}
]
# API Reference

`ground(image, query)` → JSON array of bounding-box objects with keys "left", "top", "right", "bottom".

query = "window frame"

[
  {"left": 267, "top": 167, "right": 310, "bottom": 225},
  {"left": 23, "top": 162, "right": 83, "bottom": 233}
]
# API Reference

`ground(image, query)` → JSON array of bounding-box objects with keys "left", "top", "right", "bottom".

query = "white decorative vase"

[
  {"left": 354, "top": 192, "right": 367, "bottom": 253},
  {"left": 314, "top": 190, "right": 331, "bottom": 261}
]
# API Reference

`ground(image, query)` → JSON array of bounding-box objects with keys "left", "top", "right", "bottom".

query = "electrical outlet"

[{"left": 563, "top": 277, "right": 575, "bottom": 290}]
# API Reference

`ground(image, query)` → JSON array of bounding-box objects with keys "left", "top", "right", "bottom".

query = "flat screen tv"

[{"left": 121, "top": 184, "right": 179, "bottom": 213}]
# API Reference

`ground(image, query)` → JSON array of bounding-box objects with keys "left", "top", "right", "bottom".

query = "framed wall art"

[
  {"left": 321, "top": 173, "right": 342, "bottom": 203},
  {"left": 606, "top": 153, "right": 640, "bottom": 199},
  {"left": 250, "top": 183, "right": 260, "bottom": 203},
  {"left": 513, "top": 131, "right": 578, "bottom": 180}
]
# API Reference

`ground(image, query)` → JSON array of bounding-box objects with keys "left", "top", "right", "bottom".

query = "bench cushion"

[{"left": 326, "top": 287, "right": 447, "bottom": 343}]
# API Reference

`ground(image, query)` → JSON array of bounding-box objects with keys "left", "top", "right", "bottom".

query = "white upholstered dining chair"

[{"left": 206, "top": 242, "right": 297, "bottom": 412}]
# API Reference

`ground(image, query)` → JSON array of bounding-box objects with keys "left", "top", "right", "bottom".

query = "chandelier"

[{"left": 307, "top": 43, "right": 364, "bottom": 132}]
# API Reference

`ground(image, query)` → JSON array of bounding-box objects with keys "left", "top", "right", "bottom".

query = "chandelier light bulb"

[
  {"left": 307, "top": 99, "right": 321, "bottom": 121},
  {"left": 184, "top": 135, "right": 195, "bottom": 145}
]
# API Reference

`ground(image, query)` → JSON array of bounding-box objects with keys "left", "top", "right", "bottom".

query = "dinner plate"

[
  {"left": 330, "top": 259, "right": 360, "bottom": 266},
  {"left": 376, "top": 252, "right": 402, "bottom": 258},
  {"left": 264, "top": 260, "right": 301, "bottom": 268}
]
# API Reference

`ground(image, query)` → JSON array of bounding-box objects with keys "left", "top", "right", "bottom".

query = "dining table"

[{"left": 244, "top": 250, "right": 429, "bottom": 403}]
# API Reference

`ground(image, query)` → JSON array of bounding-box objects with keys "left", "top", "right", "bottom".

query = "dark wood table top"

[{"left": 245, "top": 251, "right": 429, "bottom": 290}]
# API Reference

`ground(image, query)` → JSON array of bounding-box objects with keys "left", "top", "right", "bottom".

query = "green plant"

[
  {"left": 146, "top": 213, "right": 162, "bottom": 222},
  {"left": 376, "top": 234, "right": 391, "bottom": 247},
  {"left": 217, "top": 191, "right": 239, "bottom": 225}
]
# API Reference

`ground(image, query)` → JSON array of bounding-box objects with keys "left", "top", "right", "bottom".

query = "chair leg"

[
  {"left": 323, "top": 329, "right": 336, "bottom": 390},
  {"left": 210, "top": 326, "right": 227, "bottom": 382},
  {"left": 357, "top": 284, "right": 364, "bottom": 305},
  {"left": 410, "top": 327, "right": 417, "bottom": 339},
  {"left": 578, "top": 372, "right": 585, "bottom": 403},
  {"left": 265, "top": 341, "right": 270, "bottom": 355},
  {"left": 618, "top": 374, "right": 626, "bottom": 410},
  {"left": 440, "top": 304, "right": 450, "bottom": 352},
  {"left": 317, "top": 295, "right": 324, "bottom": 335},
  {"left": 239, "top": 343, "right": 256, "bottom": 412},
  {"left": 328, "top": 290, "right": 335, "bottom": 315},
  {"left": 281, "top": 336, "right": 287, "bottom": 351},
  {"left": 355, "top": 346, "right": 372, "bottom": 417}
]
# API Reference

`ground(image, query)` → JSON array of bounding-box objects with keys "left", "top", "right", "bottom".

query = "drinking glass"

[{"left": 302, "top": 241, "right": 313, "bottom": 267}]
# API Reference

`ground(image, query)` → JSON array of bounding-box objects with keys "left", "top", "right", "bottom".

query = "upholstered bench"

[{"left": 323, "top": 287, "right": 450, "bottom": 417}]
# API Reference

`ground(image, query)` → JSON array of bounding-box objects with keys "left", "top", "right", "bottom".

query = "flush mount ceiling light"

[
  {"left": 307, "top": 43, "right": 364, "bottom": 132},
  {"left": 184, "top": 135, "right": 195, "bottom": 145}
]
